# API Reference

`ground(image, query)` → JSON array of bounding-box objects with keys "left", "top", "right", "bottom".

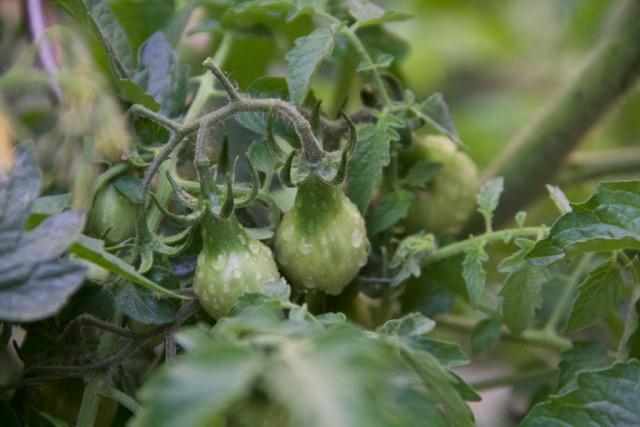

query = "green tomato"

[
  {"left": 401, "top": 135, "right": 480, "bottom": 234},
  {"left": 87, "top": 183, "right": 136, "bottom": 244},
  {"left": 193, "top": 216, "right": 280, "bottom": 319},
  {"left": 274, "top": 176, "right": 370, "bottom": 295}
]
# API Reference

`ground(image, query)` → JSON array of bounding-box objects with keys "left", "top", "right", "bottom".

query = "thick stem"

[{"left": 473, "top": 0, "right": 640, "bottom": 230}]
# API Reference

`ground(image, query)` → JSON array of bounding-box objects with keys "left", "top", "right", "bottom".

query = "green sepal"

[
  {"left": 165, "top": 171, "right": 198, "bottom": 208},
  {"left": 150, "top": 193, "right": 204, "bottom": 227},
  {"left": 234, "top": 153, "right": 260, "bottom": 208},
  {"left": 279, "top": 149, "right": 297, "bottom": 188},
  {"left": 218, "top": 172, "right": 235, "bottom": 219}
]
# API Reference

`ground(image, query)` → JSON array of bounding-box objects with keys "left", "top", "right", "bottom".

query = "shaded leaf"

[
  {"left": 521, "top": 360, "right": 640, "bottom": 427},
  {"left": 366, "top": 188, "right": 414, "bottom": 235},
  {"left": 564, "top": 258, "right": 623, "bottom": 333},
  {"left": 285, "top": 27, "right": 334, "bottom": 106},
  {"left": 414, "top": 93, "right": 460, "bottom": 144},
  {"left": 499, "top": 262, "right": 548, "bottom": 335},
  {"left": 347, "top": 120, "right": 399, "bottom": 213},
  {"left": 462, "top": 244, "right": 489, "bottom": 307},
  {"left": 403, "top": 160, "right": 441, "bottom": 189},
  {"left": 471, "top": 318, "right": 501, "bottom": 354},
  {"left": 377, "top": 313, "right": 435, "bottom": 338},
  {"left": 527, "top": 181, "right": 640, "bottom": 267},
  {"left": 476, "top": 177, "right": 504, "bottom": 230},
  {"left": 119, "top": 283, "right": 176, "bottom": 325},
  {"left": 557, "top": 341, "right": 614, "bottom": 395}
]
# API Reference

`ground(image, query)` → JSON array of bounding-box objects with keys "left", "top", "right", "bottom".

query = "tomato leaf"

[
  {"left": 285, "top": 27, "right": 335, "bottom": 106},
  {"left": 377, "top": 312, "right": 436, "bottom": 337},
  {"left": 347, "top": 119, "right": 399, "bottom": 213},
  {"left": 521, "top": 360, "right": 640, "bottom": 427},
  {"left": 556, "top": 341, "right": 614, "bottom": 395},
  {"left": 50, "top": 0, "right": 134, "bottom": 78},
  {"left": 366, "top": 188, "right": 414, "bottom": 235},
  {"left": 414, "top": 93, "right": 460, "bottom": 145},
  {"left": 462, "top": 244, "right": 489, "bottom": 307},
  {"left": 347, "top": 0, "right": 413, "bottom": 29},
  {"left": 527, "top": 181, "right": 640, "bottom": 267},
  {"left": 476, "top": 177, "right": 504, "bottom": 231},
  {"left": 0, "top": 144, "right": 87, "bottom": 322},
  {"left": 471, "top": 318, "right": 501, "bottom": 354},
  {"left": 499, "top": 262, "right": 548, "bottom": 335},
  {"left": 403, "top": 160, "right": 441, "bottom": 189},
  {"left": 564, "top": 258, "right": 623, "bottom": 333},
  {"left": 546, "top": 184, "right": 572, "bottom": 214}
]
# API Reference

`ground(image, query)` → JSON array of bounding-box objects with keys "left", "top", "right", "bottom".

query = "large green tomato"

[
  {"left": 274, "top": 176, "right": 369, "bottom": 295},
  {"left": 401, "top": 135, "right": 480, "bottom": 234},
  {"left": 193, "top": 216, "right": 280, "bottom": 319},
  {"left": 87, "top": 183, "right": 136, "bottom": 245}
]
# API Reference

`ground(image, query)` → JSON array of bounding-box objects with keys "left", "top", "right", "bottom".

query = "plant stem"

[
  {"left": 469, "top": 367, "right": 558, "bottom": 391},
  {"left": 437, "top": 314, "right": 572, "bottom": 352},
  {"left": 422, "top": 227, "right": 547, "bottom": 265},
  {"left": 543, "top": 253, "right": 594, "bottom": 333},
  {"left": 469, "top": 0, "right": 640, "bottom": 231}
]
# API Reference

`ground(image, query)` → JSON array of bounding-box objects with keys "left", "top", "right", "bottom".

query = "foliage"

[{"left": 1, "top": 0, "right": 639, "bottom": 426}]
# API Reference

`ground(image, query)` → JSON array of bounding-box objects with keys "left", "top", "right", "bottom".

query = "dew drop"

[
  {"left": 232, "top": 269, "right": 242, "bottom": 279},
  {"left": 358, "top": 251, "right": 368, "bottom": 267},
  {"left": 321, "top": 235, "right": 328, "bottom": 246},
  {"left": 324, "top": 249, "right": 331, "bottom": 258},
  {"left": 248, "top": 242, "right": 260, "bottom": 254},
  {"left": 267, "top": 273, "right": 276, "bottom": 281},
  {"left": 212, "top": 252, "right": 228, "bottom": 271},
  {"left": 351, "top": 229, "right": 363, "bottom": 248},
  {"left": 237, "top": 233, "right": 246, "bottom": 245},
  {"left": 282, "top": 225, "right": 295, "bottom": 241},
  {"left": 257, "top": 271, "right": 263, "bottom": 280},
  {"left": 300, "top": 237, "right": 313, "bottom": 254}
]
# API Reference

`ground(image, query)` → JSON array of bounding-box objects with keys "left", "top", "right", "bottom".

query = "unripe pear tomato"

[
  {"left": 193, "top": 216, "right": 280, "bottom": 319},
  {"left": 274, "top": 176, "right": 370, "bottom": 295},
  {"left": 401, "top": 135, "right": 480, "bottom": 234},
  {"left": 87, "top": 183, "right": 136, "bottom": 244}
]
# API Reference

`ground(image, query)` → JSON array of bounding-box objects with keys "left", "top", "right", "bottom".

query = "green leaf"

[
  {"left": 356, "top": 53, "right": 394, "bottom": 72},
  {"left": 117, "top": 79, "right": 160, "bottom": 111},
  {"left": 366, "top": 188, "right": 414, "bottom": 235},
  {"left": 26, "top": 193, "right": 71, "bottom": 228},
  {"left": 112, "top": 175, "right": 142, "bottom": 204},
  {"left": 462, "top": 244, "right": 489, "bottom": 307},
  {"left": 377, "top": 313, "right": 436, "bottom": 337},
  {"left": 247, "top": 139, "right": 284, "bottom": 173},
  {"left": 109, "top": 0, "right": 175, "bottom": 53},
  {"left": 521, "top": 360, "right": 640, "bottom": 427},
  {"left": 471, "top": 318, "right": 501, "bottom": 354},
  {"left": 70, "top": 235, "right": 186, "bottom": 300},
  {"left": 347, "top": 0, "right": 413, "bottom": 28},
  {"left": 50, "top": 0, "right": 134, "bottom": 78},
  {"left": 347, "top": 121, "right": 399, "bottom": 213},
  {"left": 131, "top": 343, "right": 264, "bottom": 427},
  {"left": 129, "top": 32, "right": 188, "bottom": 117},
  {"left": 527, "top": 181, "right": 640, "bottom": 267},
  {"left": 564, "top": 258, "right": 623, "bottom": 333},
  {"left": 414, "top": 93, "right": 460, "bottom": 144},
  {"left": 556, "top": 341, "right": 614, "bottom": 395},
  {"left": 403, "top": 160, "right": 441, "bottom": 189},
  {"left": 499, "top": 262, "right": 548, "bottom": 335},
  {"left": 285, "top": 27, "right": 335, "bottom": 106},
  {"left": 118, "top": 267, "right": 179, "bottom": 325},
  {"left": 0, "top": 144, "right": 87, "bottom": 322},
  {"left": 476, "top": 176, "right": 504, "bottom": 230}
]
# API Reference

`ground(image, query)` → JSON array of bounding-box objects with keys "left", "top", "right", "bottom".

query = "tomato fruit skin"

[
  {"left": 274, "top": 176, "right": 369, "bottom": 295},
  {"left": 87, "top": 183, "right": 136, "bottom": 244},
  {"left": 193, "top": 216, "right": 280, "bottom": 319},
  {"left": 401, "top": 135, "right": 480, "bottom": 234}
]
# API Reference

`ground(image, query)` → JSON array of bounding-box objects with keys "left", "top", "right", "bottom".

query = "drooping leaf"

[
  {"left": 128, "top": 32, "right": 188, "bottom": 117},
  {"left": 50, "top": 0, "right": 134, "bottom": 78},
  {"left": 347, "top": 118, "right": 400, "bottom": 213},
  {"left": 471, "top": 318, "right": 501, "bottom": 354},
  {"left": 0, "top": 144, "right": 87, "bottom": 322},
  {"left": 521, "top": 360, "right": 640, "bottom": 427},
  {"left": 564, "top": 258, "right": 623, "bottom": 333},
  {"left": 476, "top": 177, "right": 504, "bottom": 231},
  {"left": 414, "top": 93, "right": 460, "bottom": 144},
  {"left": 556, "top": 341, "right": 614, "bottom": 395},
  {"left": 285, "top": 27, "right": 335, "bottom": 106},
  {"left": 527, "top": 181, "right": 640, "bottom": 267},
  {"left": 70, "top": 235, "right": 186, "bottom": 300},
  {"left": 499, "top": 262, "right": 548, "bottom": 335},
  {"left": 462, "top": 243, "right": 489, "bottom": 307},
  {"left": 366, "top": 188, "right": 414, "bottom": 235}
]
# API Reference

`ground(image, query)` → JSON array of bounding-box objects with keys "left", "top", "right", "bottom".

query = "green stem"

[
  {"left": 76, "top": 301, "right": 124, "bottom": 427},
  {"left": 543, "top": 253, "right": 594, "bottom": 333},
  {"left": 422, "top": 227, "right": 547, "bottom": 265},
  {"left": 475, "top": 0, "right": 640, "bottom": 230},
  {"left": 469, "top": 367, "right": 558, "bottom": 391},
  {"left": 437, "top": 314, "right": 572, "bottom": 352},
  {"left": 102, "top": 385, "right": 142, "bottom": 415}
]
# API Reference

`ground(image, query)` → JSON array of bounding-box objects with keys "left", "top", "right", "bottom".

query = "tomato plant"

[{"left": 2, "top": 1, "right": 640, "bottom": 427}]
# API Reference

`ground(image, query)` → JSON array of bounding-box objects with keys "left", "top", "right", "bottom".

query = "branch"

[{"left": 471, "top": 0, "right": 640, "bottom": 230}]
